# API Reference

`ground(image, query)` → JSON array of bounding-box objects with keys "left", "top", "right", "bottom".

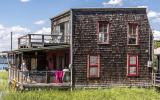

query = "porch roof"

[{"left": 15, "top": 45, "right": 69, "bottom": 52}]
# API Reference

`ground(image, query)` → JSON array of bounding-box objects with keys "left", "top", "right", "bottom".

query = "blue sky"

[{"left": 0, "top": 0, "right": 160, "bottom": 51}]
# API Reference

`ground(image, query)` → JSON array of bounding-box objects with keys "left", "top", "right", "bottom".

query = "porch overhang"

[{"left": 15, "top": 45, "right": 70, "bottom": 52}]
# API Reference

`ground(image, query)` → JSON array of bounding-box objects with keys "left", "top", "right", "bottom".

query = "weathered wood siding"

[{"left": 72, "top": 8, "right": 152, "bottom": 87}]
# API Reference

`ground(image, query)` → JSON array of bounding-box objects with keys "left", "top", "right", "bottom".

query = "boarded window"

[
  {"left": 98, "top": 22, "right": 109, "bottom": 44},
  {"left": 87, "top": 55, "right": 100, "bottom": 78},
  {"left": 128, "top": 23, "right": 138, "bottom": 45},
  {"left": 127, "top": 54, "right": 138, "bottom": 76}
]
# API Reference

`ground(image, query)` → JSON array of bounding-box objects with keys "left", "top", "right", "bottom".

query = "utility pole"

[{"left": 11, "top": 32, "right": 13, "bottom": 51}]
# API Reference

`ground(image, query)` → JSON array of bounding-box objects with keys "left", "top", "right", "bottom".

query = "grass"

[
  {"left": 2, "top": 88, "right": 160, "bottom": 100},
  {"left": 0, "top": 71, "right": 8, "bottom": 91},
  {"left": 0, "top": 71, "right": 160, "bottom": 100},
  {"left": 0, "top": 71, "right": 8, "bottom": 80}
]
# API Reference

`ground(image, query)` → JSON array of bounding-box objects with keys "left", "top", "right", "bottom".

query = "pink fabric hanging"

[
  {"left": 54, "top": 71, "right": 63, "bottom": 83},
  {"left": 58, "top": 71, "right": 63, "bottom": 83}
]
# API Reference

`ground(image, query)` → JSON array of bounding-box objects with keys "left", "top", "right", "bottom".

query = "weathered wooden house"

[{"left": 8, "top": 8, "right": 153, "bottom": 89}]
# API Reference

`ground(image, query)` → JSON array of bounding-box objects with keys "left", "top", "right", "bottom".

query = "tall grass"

[
  {"left": 0, "top": 71, "right": 8, "bottom": 80},
  {"left": 2, "top": 88, "right": 160, "bottom": 100},
  {"left": 0, "top": 72, "right": 160, "bottom": 100},
  {"left": 0, "top": 71, "right": 8, "bottom": 91}
]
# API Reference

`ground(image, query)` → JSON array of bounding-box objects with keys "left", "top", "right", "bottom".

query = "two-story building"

[{"left": 8, "top": 8, "right": 153, "bottom": 90}]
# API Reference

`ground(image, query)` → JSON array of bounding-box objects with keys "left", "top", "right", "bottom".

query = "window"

[
  {"left": 127, "top": 23, "right": 138, "bottom": 45},
  {"left": 98, "top": 21, "right": 109, "bottom": 44},
  {"left": 54, "top": 25, "right": 60, "bottom": 33},
  {"left": 87, "top": 55, "right": 100, "bottom": 78},
  {"left": 127, "top": 54, "right": 138, "bottom": 76}
]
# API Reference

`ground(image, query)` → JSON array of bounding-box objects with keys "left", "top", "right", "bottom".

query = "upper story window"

[
  {"left": 53, "top": 22, "right": 70, "bottom": 43},
  {"left": 127, "top": 23, "right": 138, "bottom": 45},
  {"left": 98, "top": 21, "right": 109, "bottom": 44},
  {"left": 54, "top": 25, "right": 60, "bottom": 33}
]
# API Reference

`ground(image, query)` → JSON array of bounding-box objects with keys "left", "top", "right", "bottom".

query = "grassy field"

[
  {"left": 0, "top": 71, "right": 8, "bottom": 80},
  {"left": 1, "top": 71, "right": 160, "bottom": 100},
  {"left": 0, "top": 71, "right": 8, "bottom": 91}
]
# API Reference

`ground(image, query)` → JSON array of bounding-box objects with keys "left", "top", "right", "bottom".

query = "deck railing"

[
  {"left": 9, "top": 68, "right": 70, "bottom": 85},
  {"left": 18, "top": 34, "right": 70, "bottom": 48},
  {"left": 152, "top": 73, "right": 160, "bottom": 86}
]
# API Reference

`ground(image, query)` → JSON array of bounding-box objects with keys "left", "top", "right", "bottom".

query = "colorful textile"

[{"left": 54, "top": 70, "right": 63, "bottom": 83}]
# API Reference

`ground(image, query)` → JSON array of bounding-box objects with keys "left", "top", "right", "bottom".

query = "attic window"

[
  {"left": 98, "top": 21, "right": 109, "bottom": 44},
  {"left": 127, "top": 23, "right": 138, "bottom": 45}
]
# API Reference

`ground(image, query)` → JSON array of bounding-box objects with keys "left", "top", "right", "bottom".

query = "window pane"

[
  {"left": 99, "top": 32, "right": 104, "bottom": 43},
  {"left": 55, "top": 25, "right": 60, "bottom": 33},
  {"left": 129, "top": 25, "right": 132, "bottom": 35},
  {"left": 99, "top": 26, "right": 103, "bottom": 32},
  {"left": 103, "top": 24, "right": 107, "bottom": 32},
  {"left": 128, "top": 24, "right": 137, "bottom": 45},
  {"left": 104, "top": 33, "right": 108, "bottom": 42},
  {"left": 130, "top": 56, "right": 136, "bottom": 65},
  {"left": 128, "top": 37, "right": 136, "bottom": 44},
  {"left": 99, "top": 22, "right": 108, "bottom": 32},
  {"left": 104, "top": 27, "right": 107, "bottom": 32},
  {"left": 133, "top": 25, "right": 137, "bottom": 35},
  {"left": 90, "top": 56, "right": 97, "bottom": 65},
  {"left": 129, "top": 66, "right": 136, "bottom": 74},
  {"left": 90, "top": 67, "right": 97, "bottom": 76}
]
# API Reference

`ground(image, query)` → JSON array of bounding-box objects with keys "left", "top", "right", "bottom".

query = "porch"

[
  {"left": 9, "top": 68, "right": 70, "bottom": 89},
  {"left": 8, "top": 48, "right": 71, "bottom": 89}
]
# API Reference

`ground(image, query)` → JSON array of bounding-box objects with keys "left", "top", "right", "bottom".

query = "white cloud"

[
  {"left": 11, "top": 25, "right": 31, "bottom": 33},
  {"left": 147, "top": 10, "right": 160, "bottom": 25},
  {"left": 152, "top": 17, "right": 160, "bottom": 23},
  {"left": 102, "top": 0, "right": 123, "bottom": 6},
  {"left": 33, "top": 27, "right": 51, "bottom": 34},
  {"left": 147, "top": 10, "right": 160, "bottom": 18},
  {"left": 20, "top": 0, "right": 30, "bottom": 3},
  {"left": 153, "top": 30, "right": 160, "bottom": 40},
  {"left": 34, "top": 20, "right": 46, "bottom": 25},
  {"left": 137, "top": 6, "right": 148, "bottom": 9},
  {"left": 0, "top": 24, "right": 31, "bottom": 51},
  {"left": 0, "top": 25, "right": 52, "bottom": 51}
]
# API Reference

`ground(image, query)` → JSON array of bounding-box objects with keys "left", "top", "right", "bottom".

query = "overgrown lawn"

[{"left": 1, "top": 72, "right": 160, "bottom": 100}]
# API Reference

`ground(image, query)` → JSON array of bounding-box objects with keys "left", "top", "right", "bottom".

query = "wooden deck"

[
  {"left": 21, "top": 83, "right": 70, "bottom": 88},
  {"left": 18, "top": 34, "right": 70, "bottom": 49}
]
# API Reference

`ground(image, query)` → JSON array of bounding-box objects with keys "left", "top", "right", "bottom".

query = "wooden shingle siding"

[{"left": 72, "top": 8, "right": 152, "bottom": 87}]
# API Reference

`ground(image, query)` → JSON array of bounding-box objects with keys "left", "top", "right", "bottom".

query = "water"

[{"left": 0, "top": 57, "right": 8, "bottom": 70}]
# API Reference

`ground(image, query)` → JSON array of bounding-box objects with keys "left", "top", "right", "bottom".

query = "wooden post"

[
  {"left": 11, "top": 32, "right": 13, "bottom": 51},
  {"left": 42, "top": 35, "right": 44, "bottom": 47},
  {"left": 70, "top": 10, "right": 73, "bottom": 91},
  {"left": 154, "top": 73, "right": 156, "bottom": 86},
  {"left": 21, "top": 53, "right": 23, "bottom": 84},
  {"left": 28, "top": 34, "right": 31, "bottom": 48},
  {"left": 18, "top": 38, "right": 20, "bottom": 49}
]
